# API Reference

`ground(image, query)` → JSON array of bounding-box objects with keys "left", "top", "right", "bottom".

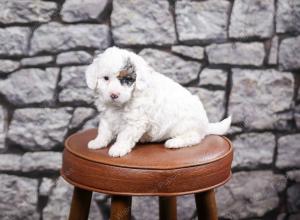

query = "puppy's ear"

[
  {"left": 85, "top": 60, "right": 98, "bottom": 90},
  {"left": 124, "top": 58, "right": 135, "bottom": 76},
  {"left": 124, "top": 57, "right": 148, "bottom": 91}
]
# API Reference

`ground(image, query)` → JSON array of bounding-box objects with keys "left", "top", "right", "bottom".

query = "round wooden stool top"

[{"left": 61, "top": 129, "right": 233, "bottom": 196}]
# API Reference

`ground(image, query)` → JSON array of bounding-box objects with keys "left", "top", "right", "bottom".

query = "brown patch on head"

[{"left": 117, "top": 70, "right": 129, "bottom": 79}]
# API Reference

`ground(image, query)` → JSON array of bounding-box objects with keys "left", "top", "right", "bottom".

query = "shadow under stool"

[{"left": 61, "top": 129, "right": 233, "bottom": 220}]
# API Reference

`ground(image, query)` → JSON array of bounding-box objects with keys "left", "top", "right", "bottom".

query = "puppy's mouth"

[{"left": 106, "top": 99, "right": 124, "bottom": 107}]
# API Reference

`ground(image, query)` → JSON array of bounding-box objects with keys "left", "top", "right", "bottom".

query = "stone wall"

[{"left": 0, "top": 0, "right": 299, "bottom": 219}]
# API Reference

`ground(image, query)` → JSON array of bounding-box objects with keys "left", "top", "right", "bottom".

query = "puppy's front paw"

[
  {"left": 108, "top": 144, "right": 131, "bottom": 157},
  {"left": 88, "top": 139, "right": 107, "bottom": 149}
]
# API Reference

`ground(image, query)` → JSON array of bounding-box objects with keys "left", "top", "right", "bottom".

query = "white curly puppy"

[{"left": 85, "top": 47, "right": 231, "bottom": 157}]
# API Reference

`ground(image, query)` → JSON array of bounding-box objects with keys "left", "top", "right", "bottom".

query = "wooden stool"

[{"left": 61, "top": 129, "right": 233, "bottom": 220}]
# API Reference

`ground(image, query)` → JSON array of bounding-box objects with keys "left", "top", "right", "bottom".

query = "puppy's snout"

[{"left": 110, "top": 93, "right": 119, "bottom": 100}]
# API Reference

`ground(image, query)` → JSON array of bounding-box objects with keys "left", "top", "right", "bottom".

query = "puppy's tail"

[{"left": 207, "top": 116, "right": 232, "bottom": 135}]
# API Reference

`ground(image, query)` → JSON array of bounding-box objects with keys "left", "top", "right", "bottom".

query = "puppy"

[{"left": 85, "top": 47, "right": 231, "bottom": 157}]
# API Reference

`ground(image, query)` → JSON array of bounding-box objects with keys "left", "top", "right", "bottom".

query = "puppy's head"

[{"left": 85, "top": 47, "right": 138, "bottom": 106}]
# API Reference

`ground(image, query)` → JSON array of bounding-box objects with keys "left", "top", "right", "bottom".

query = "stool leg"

[
  {"left": 68, "top": 187, "right": 93, "bottom": 220},
  {"left": 159, "top": 196, "right": 177, "bottom": 220},
  {"left": 110, "top": 195, "right": 132, "bottom": 220},
  {"left": 194, "top": 190, "right": 218, "bottom": 220}
]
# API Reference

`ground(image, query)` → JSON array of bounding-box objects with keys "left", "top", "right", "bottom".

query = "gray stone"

[
  {"left": 139, "top": 49, "right": 201, "bottom": 84},
  {"left": 277, "top": 0, "right": 300, "bottom": 34},
  {"left": 277, "top": 134, "right": 300, "bottom": 169},
  {"left": 0, "top": 27, "right": 30, "bottom": 56},
  {"left": 43, "top": 177, "right": 102, "bottom": 220},
  {"left": 229, "top": 69, "right": 294, "bottom": 129},
  {"left": 0, "top": 106, "right": 7, "bottom": 150},
  {"left": 81, "top": 116, "right": 99, "bottom": 130},
  {"left": 70, "top": 107, "right": 96, "bottom": 130},
  {"left": 0, "top": 174, "right": 39, "bottom": 220},
  {"left": 206, "top": 42, "right": 265, "bottom": 66},
  {"left": 295, "top": 105, "right": 300, "bottom": 129},
  {"left": 232, "top": 133, "right": 276, "bottom": 168},
  {"left": 199, "top": 68, "right": 227, "bottom": 87},
  {"left": 0, "top": 0, "right": 57, "bottom": 24},
  {"left": 287, "top": 170, "right": 300, "bottom": 182},
  {"left": 188, "top": 88, "right": 225, "bottom": 122},
  {"left": 93, "top": 193, "right": 107, "bottom": 202},
  {"left": 132, "top": 197, "right": 158, "bottom": 220},
  {"left": 111, "top": 0, "right": 176, "bottom": 45},
  {"left": 21, "top": 56, "right": 53, "bottom": 66},
  {"left": 39, "top": 178, "right": 55, "bottom": 197},
  {"left": 279, "top": 36, "right": 300, "bottom": 70},
  {"left": 277, "top": 213, "right": 287, "bottom": 220},
  {"left": 268, "top": 36, "right": 279, "bottom": 65},
  {"left": 0, "top": 154, "right": 21, "bottom": 171},
  {"left": 61, "top": 0, "right": 108, "bottom": 22},
  {"left": 8, "top": 108, "right": 72, "bottom": 151},
  {"left": 171, "top": 45, "right": 204, "bottom": 60},
  {"left": 0, "top": 134, "right": 5, "bottom": 150},
  {"left": 30, "top": 22, "right": 110, "bottom": 55},
  {"left": 289, "top": 213, "right": 300, "bottom": 220},
  {"left": 59, "top": 66, "right": 95, "bottom": 104},
  {"left": 176, "top": 0, "right": 230, "bottom": 42},
  {"left": 0, "top": 60, "right": 20, "bottom": 74},
  {"left": 177, "top": 195, "right": 196, "bottom": 220},
  {"left": 229, "top": 0, "right": 275, "bottom": 39},
  {"left": 56, "top": 51, "right": 93, "bottom": 65},
  {"left": 21, "top": 152, "right": 62, "bottom": 172},
  {"left": 0, "top": 68, "right": 59, "bottom": 105},
  {"left": 287, "top": 184, "right": 300, "bottom": 213},
  {"left": 217, "top": 171, "right": 287, "bottom": 219}
]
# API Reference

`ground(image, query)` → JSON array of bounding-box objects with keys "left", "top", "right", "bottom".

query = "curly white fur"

[{"left": 85, "top": 47, "right": 231, "bottom": 157}]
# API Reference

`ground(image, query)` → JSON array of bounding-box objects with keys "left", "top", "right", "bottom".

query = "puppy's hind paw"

[
  {"left": 165, "top": 138, "right": 186, "bottom": 149},
  {"left": 108, "top": 145, "right": 131, "bottom": 157},
  {"left": 165, "top": 133, "right": 204, "bottom": 149},
  {"left": 88, "top": 139, "right": 107, "bottom": 149}
]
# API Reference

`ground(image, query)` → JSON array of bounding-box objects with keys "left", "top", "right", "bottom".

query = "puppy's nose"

[{"left": 110, "top": 93, "right": 119, "bottom": 100}]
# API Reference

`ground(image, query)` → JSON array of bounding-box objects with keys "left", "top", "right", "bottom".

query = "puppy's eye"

[
  {"left": 120, "top": 76, "right": 135, "bottom": 86},
  {"left": 104, "top": 76, "right": 109, "bottom": 81}
]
